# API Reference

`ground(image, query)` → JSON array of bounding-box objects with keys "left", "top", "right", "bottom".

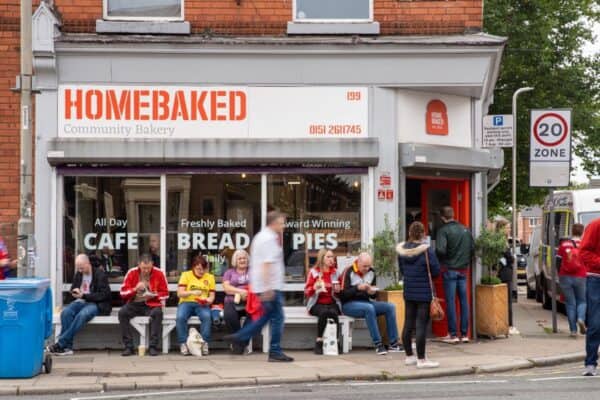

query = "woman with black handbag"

[{"left": 397, "top": 221, "right": 441, "bottom": 368}]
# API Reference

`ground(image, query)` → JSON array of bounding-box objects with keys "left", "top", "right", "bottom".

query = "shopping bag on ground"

[
  {"left": 322, "top": 318, "right": 339, "bottom": 356},
  {"left": 186, "top": 327, "right": 205, "bottom": 357}
]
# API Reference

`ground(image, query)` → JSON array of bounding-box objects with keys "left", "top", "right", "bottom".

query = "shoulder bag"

[{"left": 425, "top": 250, "right": 445, "bottom": 321}]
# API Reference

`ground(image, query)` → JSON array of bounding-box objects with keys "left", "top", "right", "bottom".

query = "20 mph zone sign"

[{"left": 529, "top": 109, "right": 571, "bottom": 187}]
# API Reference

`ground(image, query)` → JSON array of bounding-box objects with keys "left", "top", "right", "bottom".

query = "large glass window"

[
  {"left": 165, "top": 174, "right": 261, "bottom": 283},
  {"left": 268, "top": 174, "right": 362, "bottom": 282},
  {"left": 105, "top": 0, "right": 183, "bottom": 20},
  {"left": 63, "top": 177, "right": 161, "bottom": 284},
  {"left": 294, "top": 0, "right": 372, "bottom": 21}
]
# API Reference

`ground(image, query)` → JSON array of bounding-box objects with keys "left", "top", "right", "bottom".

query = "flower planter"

[
  {"left": 376, "top": 290, "right": 405, "bottom": 345},
  {"left": 476, "top": 283, "right": 508, "bottom": 338}
]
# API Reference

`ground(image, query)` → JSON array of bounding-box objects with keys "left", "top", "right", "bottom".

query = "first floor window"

[
  {"left": 294, "top": 0, "right": 372, "bottom": 21},
  {"left": 105, "top": 0, "right": 183, "bottom": 20}
]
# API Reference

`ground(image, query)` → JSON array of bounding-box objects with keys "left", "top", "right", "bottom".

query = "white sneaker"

[
  {"left": 442, "top": 336, "right": 459, "bottom": 344},
  {"left": 180, "top": 343, "right": 190, "bottom": 356},
  {"left": 417, "top": 359, "right": 440, "bottom": 369},
  {"left": 582, "top": 365, "right": 597, "bottom": 376},
  {"left": 509, "top": 326, "right": 520, "bottom": 335},
  {"left": 404, "top": 356, "right": 417, "bottom": 366},
  {"left": 461, "top": 337, "right": 470, "bottom": 343},
  {"left": 201, "top": 341, "right": 209, "bottom": 356}
]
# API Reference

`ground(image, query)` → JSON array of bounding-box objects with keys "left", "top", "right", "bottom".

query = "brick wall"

[{"left": 55, "top": 0, "right": 483, "bottom": 35}]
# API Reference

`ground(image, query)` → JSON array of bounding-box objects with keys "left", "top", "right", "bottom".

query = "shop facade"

[{"left": 31, "top": 4, "right": 504, "bottom": 346}]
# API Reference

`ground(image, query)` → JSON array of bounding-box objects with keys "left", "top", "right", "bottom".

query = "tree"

[{"left": 484, "top": 0, "right": 600, "bottom": 214}]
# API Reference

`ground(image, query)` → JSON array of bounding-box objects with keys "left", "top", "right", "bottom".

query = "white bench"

[
  {"left": 260, "top": 307, "right": 355, "bottom": 354},
  {"left": 53, "top": 308, "right": 251, "bottom": 355}
]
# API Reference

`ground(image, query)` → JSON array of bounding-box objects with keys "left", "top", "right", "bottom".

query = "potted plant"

[
  {"left": 370, "top": 215, "right": 405, "bottom": 341},
  {"left": 474, "top": 225, "right": 509, "bottom": 337}
]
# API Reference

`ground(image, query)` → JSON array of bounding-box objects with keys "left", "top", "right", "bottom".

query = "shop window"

[
  {"left": 267, "top": 174, "right": 362, "bottom": 282},
  {"left": 165, "top": 174, "right": 261, "bottom": 283},
  {"left": 104, "top": 0, "right": 183, "bottom": 21},
  {"left": 63, "top": 177, "right": 161, "bottom": 284},
  {"left": 294, "top": 0, "right": 372, "bottom": 21}
]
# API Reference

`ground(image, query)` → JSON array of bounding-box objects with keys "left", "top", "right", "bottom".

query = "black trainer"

[
  {"left": 121, "top": 347, "right": 135, "bottom": 357},
  {"left": 387, "top": 341, "right": 404, "bottom": 352},
  {"left": 314, "top": 341, "right": 324, "bottom": 355},
  {"left": 375, "top": 344, "right": 388, "bottom": 355},
  {"left": 148, "top": 347, "right": 159, "bottom": 356},
  {"left": 268, "top": 353, "right": 294, "bottom": 362}
]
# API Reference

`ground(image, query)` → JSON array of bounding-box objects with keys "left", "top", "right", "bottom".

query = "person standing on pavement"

[
  {"left": 47, "top": 254, "right": 111, "bottom": 355},
  {"left": 557, "top": 223, "right": 587, "bottom": 337},
  {"left": 495, "top": 218, "right": 519, "bottom": 335},
  {"left": 339, "top": 252, "right": 402, "bottom": 355},
  {"left": 580, "top": 217, "right": 600, "bottom": 376},
  {"left": 436, "top": 206, "right": 474, "bottom": 344},
  {"left": 118, "top": 253, "right": 169, "bottom": 356},
  {"left": 225, "top": 210, "right": 294, "bottom": 362},
  {"left": 397, "top": 221, "right": 441, "bottom": 368},
  {"left": 304, "top": 248, "right": 341, "bottom": 355}
]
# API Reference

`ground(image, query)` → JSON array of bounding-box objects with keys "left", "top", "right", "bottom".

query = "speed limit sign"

[{"left": 530, "top": 109, "right": 571, "bottom": 187}]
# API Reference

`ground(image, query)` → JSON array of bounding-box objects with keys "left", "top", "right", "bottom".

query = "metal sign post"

[{"left": 548, "top": 190, "right": 558, "bottom": 333}]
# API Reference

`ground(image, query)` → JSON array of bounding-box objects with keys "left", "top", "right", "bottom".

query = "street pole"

[
  {"left": 511, "top": 87, "right": 533, "bottom": 305},
  {"left": 18, "top": 0, "right": 35, "bottom": 277},
  {"left": 548, "top": 189, "right": 558, "bottom": 333}
]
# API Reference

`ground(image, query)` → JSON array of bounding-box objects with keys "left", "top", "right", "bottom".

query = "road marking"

[
  {"left": 528, "top": 376, "right": 600, "bottom": 382},
  {"left": 70, "top": 385, "right": 282, "bottom": 400},
  {"left": 309, "top": 379, "right": 508, "bottom": 387}
]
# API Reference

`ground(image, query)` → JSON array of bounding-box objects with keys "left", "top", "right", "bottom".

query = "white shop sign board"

[
  {"left": 529, "top": 109, "right": 572, "bottom": 187},
  {"left": 58, "top": 85, "right": 368, "bottom": 139},
  {"left": 482, "top": 114, "right": 513, "bottom": 147}
]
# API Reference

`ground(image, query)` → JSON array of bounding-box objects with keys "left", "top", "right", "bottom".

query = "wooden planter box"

[
  {"left": 376, "top": 290, "right": 405, "bottom": 345},
  {"left": 476, "top": 283, "right": 509, "bottom": 338}
]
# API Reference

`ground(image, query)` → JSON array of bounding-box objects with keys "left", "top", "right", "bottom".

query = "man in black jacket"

[{"left": 47, "top": 253, "right": 112, "bottom": 355}]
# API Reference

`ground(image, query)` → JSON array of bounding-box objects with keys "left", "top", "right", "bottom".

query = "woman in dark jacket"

[{"left": 397, "top": 221, "right": 441, "bottom": 369}]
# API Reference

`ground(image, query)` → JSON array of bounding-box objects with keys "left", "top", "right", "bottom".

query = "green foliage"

[
  {"left": 384, "top": 282, "right": 404, "bottom": 291},
  {"left": 484, "top": 0, "right": 600, "bottom": 213},
  {"left": 370, "top": 215, "right": 400, "bottom": 287},
  {"left": 475, "top": 226, "right": 507, "bottom": 283},
  {"left": 480, "top": 276, "right": 503, "bottom": 286}
]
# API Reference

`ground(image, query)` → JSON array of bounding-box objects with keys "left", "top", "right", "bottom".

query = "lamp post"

[{"left": 511, "top": 87, "right": 533, "bottom": 308}]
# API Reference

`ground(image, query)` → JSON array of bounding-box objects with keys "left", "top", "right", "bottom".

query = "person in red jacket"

[
  {"left": 118, "top": 253, "right": 169, "bottom": 356},
  {"left": 580, "top": 217, "right": 600, "bottom": 376},
  {"left": 557, "top": 223, "right": 587, "bottom": 337}
]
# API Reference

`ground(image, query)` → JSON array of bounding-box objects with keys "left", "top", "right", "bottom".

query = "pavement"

[{"left": 0, "top": 295, "right": 591, "bottom": 397}]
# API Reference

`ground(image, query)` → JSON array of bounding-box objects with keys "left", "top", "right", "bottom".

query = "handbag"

[
  {"left": 425, "top": 250, "right": 445, "bottom": 321},
  {"left": 322, "top": 318, "right": 339, "bottom": 356}
]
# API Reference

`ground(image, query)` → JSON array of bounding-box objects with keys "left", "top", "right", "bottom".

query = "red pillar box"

[{"left": 431, "top": 268, "right": 473, "bottom": 339}]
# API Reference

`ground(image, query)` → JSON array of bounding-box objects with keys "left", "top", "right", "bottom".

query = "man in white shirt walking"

[{"left": 225, "top": 210, "right": 293, "bottom": 362}]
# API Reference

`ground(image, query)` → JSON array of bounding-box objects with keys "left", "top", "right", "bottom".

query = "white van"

[{"left": 535, "top": 189, "right": 600, "bottom": 308}]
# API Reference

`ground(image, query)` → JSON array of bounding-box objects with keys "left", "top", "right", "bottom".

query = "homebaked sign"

[
  {"left": 58, "top": 85, "right": 368, "bottom": 139},
  {"left": 529, "top": 109, "right": 571, "bottom": 187}
]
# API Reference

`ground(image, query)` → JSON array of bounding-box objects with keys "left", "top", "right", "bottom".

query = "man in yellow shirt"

[{"left": 176, "top": 255, "right": 215, "bottom": 356}]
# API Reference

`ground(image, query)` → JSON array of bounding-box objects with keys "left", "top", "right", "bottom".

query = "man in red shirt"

[{"left": 580, "top": 217, "right": 600, "bottom": 376}]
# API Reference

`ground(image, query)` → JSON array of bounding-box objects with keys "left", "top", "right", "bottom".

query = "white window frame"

[
  {"left": 103, "top": 0, "right": 185, "bottom": 22},
  {"left": 292, "top": 0, "right": 373, "bottom": 23}
]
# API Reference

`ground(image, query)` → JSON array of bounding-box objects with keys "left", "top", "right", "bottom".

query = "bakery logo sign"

[{"left": 58, "top": 85, "right": 369, "bottom": 139}]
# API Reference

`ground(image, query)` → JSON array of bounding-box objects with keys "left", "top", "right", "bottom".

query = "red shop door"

[{"left": 420, "top": 179, "right": 472, "bottom": 338}]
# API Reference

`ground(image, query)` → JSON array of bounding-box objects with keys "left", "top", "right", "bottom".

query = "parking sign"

[{"left": 483, "top": 115, "right": 513, "bottom": 147}]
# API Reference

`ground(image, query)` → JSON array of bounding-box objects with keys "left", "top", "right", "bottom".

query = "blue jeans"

[
  {"left": 443, "top": 269, "right": 469, "bottom": 337},
  {"left": 232, "top": 291, "right": 285, "bottom": 355},
  {"left": 585, "top": 276, "right": 600, "bottom": 367},
  {"left": 559, "top": 275, "right": 586, "bottom": 333},
  {"left": 58, "top": 300, "right": 99, "bottom": 349},
  {"left": 342, "top": 300, "right": 398, "bottom": 346},
  {"left": 176, "top": 302, "right": 213, "bottom": 344}
]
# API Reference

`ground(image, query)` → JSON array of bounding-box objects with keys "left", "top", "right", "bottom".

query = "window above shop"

[
  {"left": 97, "top": 0, "right": 190, "bottom": 34},
  {"left": 287, "top": 0, "right": 380, "bottom": 35}
]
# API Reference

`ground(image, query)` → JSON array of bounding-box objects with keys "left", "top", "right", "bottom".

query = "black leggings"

[
  {"left": 224, "top": 301, "right": 248, "bottom": 333},
  {"left": 309, "top": 303, "right": 340, "bottom": 338},
  {"left": 402, "top": 300, "right": 431, "bottom": 359}
]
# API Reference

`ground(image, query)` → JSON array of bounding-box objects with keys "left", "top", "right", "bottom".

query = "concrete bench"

[{"left": 260, "top": 307, "right": 355, "bottom": 354}]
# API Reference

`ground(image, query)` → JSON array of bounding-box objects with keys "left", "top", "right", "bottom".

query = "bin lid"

[{"left": 0, "top": 278, "right": 50, "bottom": 290}]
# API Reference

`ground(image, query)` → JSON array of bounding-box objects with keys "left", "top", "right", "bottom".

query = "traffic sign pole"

[{"left": 548, "top": 189, "right": 558, "bottom": 333}]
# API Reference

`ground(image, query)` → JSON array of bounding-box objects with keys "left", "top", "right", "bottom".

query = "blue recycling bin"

[{"left": 0, "top": 278, "right": 53, "bottom": 378}]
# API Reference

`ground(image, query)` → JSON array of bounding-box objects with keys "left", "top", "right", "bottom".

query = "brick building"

[{"left": 2, "top": 0, "right": 504, "bottom": 346}]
